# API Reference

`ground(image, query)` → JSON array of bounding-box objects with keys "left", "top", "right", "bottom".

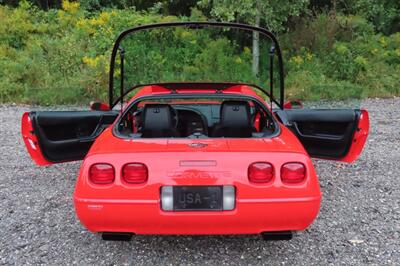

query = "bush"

[
  {"left": 0, "top": 2, "right": 399, "bottom": 105},
  {"left": 283, "top": 13, "right": 400, "bottom": 101}
]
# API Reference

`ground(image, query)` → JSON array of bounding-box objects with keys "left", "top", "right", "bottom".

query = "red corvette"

[{"left": 21, "top": 22, "right": 369, "bottom": 241}]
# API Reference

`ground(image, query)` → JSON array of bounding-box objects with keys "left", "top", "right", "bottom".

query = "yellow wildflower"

[
  {"left": 83, "top": 56, "right": 100, "bottom": 68},
  {"left": 379, "top": 36, "right": 387, "bottom": 47},
  {"left": 290, "top": 55, "right": 304, "bottom": 65},
  {"left": 89, "top": 12, "right": 111, "bottom": 27},
  {"left": 76, "top": 18, "right": 86, "bottom": 28},
  {"left": 235, "top": 57, "right": 243, "bottom": 64},
  {"left": 62, "top": 0, "right": 80, "bottom": 14},
  {"left": 395, "top": 48, "right": 400, "bottom": 57},
  {"left": 99, "top": 11, "right": 111, "bottom": 23}
]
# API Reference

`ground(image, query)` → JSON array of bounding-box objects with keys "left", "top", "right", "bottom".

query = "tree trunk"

[
  {"left": 332, "top": 0, "right": 337, "bottom": 18},
  {"left": 252, "top": 1, "right": 261, "bottom": 77}
]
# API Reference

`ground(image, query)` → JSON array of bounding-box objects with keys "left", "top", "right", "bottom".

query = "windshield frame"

[{"left": 109, "top": 21, "right": 285, "bottom": 109}]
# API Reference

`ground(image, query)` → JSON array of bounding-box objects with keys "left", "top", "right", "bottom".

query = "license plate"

[{"left": 173, "top": 186, "right": 222, "bottom": 211}]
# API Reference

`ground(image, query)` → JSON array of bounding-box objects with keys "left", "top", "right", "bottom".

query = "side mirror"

[
  {"left": 284, "top": 100, "right": 303, "bottom": 109},
  {"left": 90, "top": 101, "right": 110, "bottom": 111}
]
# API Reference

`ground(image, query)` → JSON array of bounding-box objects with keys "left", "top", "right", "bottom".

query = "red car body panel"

[
  {"left": 339, "top": 109, "right": 370, "bottom": 163},
  {"left": 21, "top": 112, "right": 52, "bottom": 166},
  {"left": 20, "top": 22, "right": 371, "bottom": 239},
  {"left": 21, "top": 86, "right": 369, "bottom": 235},
  {"left": 21, "top": 85, "right": 369, "bottom": 236},
  {"left": 74, "top": 127, "right": 321, "bottom": 234}
]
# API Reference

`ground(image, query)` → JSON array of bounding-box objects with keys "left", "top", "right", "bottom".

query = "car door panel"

[
  {"left": 275, "top": 109, "right": 369, "bottom": 162},
  {"left": 22, "top": 111, "right": 118, "bottom": 165}
]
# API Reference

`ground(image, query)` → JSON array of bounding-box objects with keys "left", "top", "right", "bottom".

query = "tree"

[
  {"left": 352, "top": 0, "right": 400, "bottom": 34},
  {"left": 198, "top": 0, "right": 309, "bottom": 76}
]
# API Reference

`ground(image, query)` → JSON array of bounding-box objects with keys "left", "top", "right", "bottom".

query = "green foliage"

[
  {"left": 284, "top": 13, "right": 400, "bottom": 101},
  {"left": 0, "top": 1, "right": 399, "bottom": 105},
  {"left": 198, "top": 0, "right": 309, "bottom": 32},
  {"left": 346, "top": 0, "right": 400, "bottom": 35}
]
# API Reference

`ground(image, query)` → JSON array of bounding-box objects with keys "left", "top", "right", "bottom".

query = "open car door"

[
  {"left": 275, "top": 109, "right": 369, "bottom": 162},
  {"left": 22, "top": 111, "right": 118, "bottom": 166}
]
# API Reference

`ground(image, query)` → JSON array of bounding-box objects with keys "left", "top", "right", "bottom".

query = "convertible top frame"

[{"left": 108, "top": 22, "right": 285, "bottom": 110}]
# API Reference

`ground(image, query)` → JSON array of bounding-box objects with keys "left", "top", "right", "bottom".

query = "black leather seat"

[
  {"left": 212, "top": 101, "right": 252, "bottom": 137},
  {"left": 141, "top": 104, "right": 180, "bottom": 138}
]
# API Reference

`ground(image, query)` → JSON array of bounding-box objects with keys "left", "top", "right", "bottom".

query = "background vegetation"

[{"left": 0, "top": 0, "right": 399, "bottom": 105}]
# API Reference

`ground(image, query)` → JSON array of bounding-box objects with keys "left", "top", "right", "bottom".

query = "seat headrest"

[
  {"left": 220, "top": 100, "right": 251, "bottom": 127},
  {"left": 141, "top": 104, "right": 175, "bottom": 130}
]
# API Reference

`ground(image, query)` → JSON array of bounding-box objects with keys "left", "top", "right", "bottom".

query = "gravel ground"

[{"left": 0, "top": 98, "right": 399, "bottom": 265}]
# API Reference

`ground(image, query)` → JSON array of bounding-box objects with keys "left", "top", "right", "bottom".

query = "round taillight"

[
  {"left": 89, "top": 163, "right": 115, "bottom": 184},
  {"left": 122, "top": 163, "right": 148, "bottom": 184},
  {"left": 281, "top": 162, "right": 306, "bottom": 184},
  {"left": 248, "top": 162, "right": 274, "bottom": 183}
]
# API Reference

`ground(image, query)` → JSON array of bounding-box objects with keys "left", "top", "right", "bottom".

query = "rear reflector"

[
  {"left": 248, "top": 162, "right": 274, "bottom": 183},
  {"left": 89, "top": 163, "right": 115, "bottom": 184},
  {"left": 281, "top": 163, "right": 306, "bottom": 184},
  {"left": 122, "top": 163, "right": 148, "bottom": 184}
]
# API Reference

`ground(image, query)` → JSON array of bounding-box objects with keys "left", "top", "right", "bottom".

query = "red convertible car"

[{"left": 21, "top": 22, "right": 369, "bottom": 241}]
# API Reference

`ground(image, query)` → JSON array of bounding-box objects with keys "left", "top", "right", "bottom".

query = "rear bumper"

[{"left": 74, "top": 195, "right": 321, "bottom": 235}]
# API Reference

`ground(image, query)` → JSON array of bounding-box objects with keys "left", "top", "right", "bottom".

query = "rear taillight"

[
  {"left": 248, "top": 162, "right": 274, "bottom": 183},
  {"left": 122, "top": 163, "right": 148, "bottom": 184},
  {"left": 281, "top": 163, "right": 306, "bottom": 184},
  {"left": 89, "top": 163, "right": 115, "bottom": 184}
]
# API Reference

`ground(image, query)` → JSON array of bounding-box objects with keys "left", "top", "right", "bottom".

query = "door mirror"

[{"left": 90, "top": 101, "right": 110, "bottom": 111}]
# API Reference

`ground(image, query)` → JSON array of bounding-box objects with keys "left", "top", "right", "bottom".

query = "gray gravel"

[{"left": 0, "top": 98, "right": 399, "bottom": 265}]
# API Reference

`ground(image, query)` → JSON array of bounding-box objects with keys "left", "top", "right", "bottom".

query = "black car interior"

[
  {"left": 117, "top": 99, "right": 277, "bottom": 139},
  {"left": 28, "top": 99, "right": 361, "bottom": 163},
  {"left": 212, "top": 101, "right": 253, "bottom": 138},
  {"left": 140, "top": 104, "right": 180, "bottom": 138},
  {"left": 275, "top": 109, "right": 360, "bottom": 159},
  {"left": 30, "top": 111, "right": 118, "bottom": 162}
]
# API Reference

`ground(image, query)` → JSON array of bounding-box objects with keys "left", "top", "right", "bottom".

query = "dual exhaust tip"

[
  {"left": 102, "top": 232, "right": 133, "bottom": 241},
  {"left": 101, "top": 231, "right": 293, "bottom": 242},
  {"left": 260, "top": 231, "right": 293, "bottom": 241}
]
